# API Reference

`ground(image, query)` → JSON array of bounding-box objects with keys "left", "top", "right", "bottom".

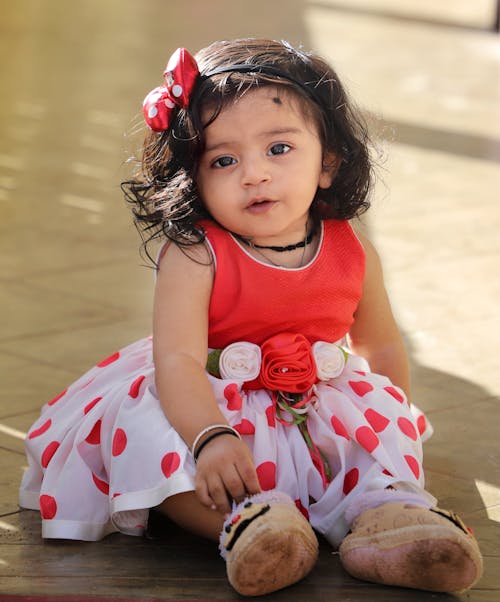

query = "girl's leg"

[{"left": 157, "top": 491, "right": 224, "bottom": 541}]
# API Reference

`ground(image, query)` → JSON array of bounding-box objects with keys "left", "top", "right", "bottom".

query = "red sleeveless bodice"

[{"left": 201, "top": 220, "right": 365, "bottom": 349}]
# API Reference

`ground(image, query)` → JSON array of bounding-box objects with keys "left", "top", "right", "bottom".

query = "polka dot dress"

[
  {"left": 19, "top": 336, "right": 433, "bottom": 541},
  {"left": 19, "top": 220, "right": 434, "bottom": 542}
]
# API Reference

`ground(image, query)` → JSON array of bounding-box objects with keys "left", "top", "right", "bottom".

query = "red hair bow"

[{"left": 142, "top": 48, "right": 199, "bottom": 132}]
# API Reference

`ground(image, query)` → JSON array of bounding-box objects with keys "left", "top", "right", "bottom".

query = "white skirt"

[{"left": 19, "top": 336, "right": 433, "bottom": 542}]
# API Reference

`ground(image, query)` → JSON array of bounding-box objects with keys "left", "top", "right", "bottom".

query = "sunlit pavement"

[{"left": 1, "top": 1, "right": 499, "bottom": 599}]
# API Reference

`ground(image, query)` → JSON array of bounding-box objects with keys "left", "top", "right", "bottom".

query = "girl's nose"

[{"left": 241, "top": 157, "right": 271, "bottom": 186}]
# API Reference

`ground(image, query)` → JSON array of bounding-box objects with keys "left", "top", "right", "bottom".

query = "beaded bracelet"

[
  {"left": 193, "top": 429, "right": 241, "bottom": 463},
  {"left": 191, "top": 424, "right": 242, "bottom": 463}
]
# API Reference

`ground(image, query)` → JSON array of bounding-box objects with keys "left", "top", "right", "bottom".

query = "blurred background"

[{"left": 1, "top": 1, "right": 499, "bottom": 599}]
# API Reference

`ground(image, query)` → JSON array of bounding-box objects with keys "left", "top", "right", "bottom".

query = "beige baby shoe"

[
  {"left": 339, "top": 502, "right": 483, "bottom": 592},
  {"left": 220, "top": 491, "right": 318, "bottom": 596}
]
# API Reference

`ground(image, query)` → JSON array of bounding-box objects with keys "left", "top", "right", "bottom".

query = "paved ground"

[{"left": 1, "top": 0, "right": 499, "bottom": 600}]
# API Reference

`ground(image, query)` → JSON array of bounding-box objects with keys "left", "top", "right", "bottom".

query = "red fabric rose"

[{"left": 259, "top": 333, "right": 317, "bottom": 393}]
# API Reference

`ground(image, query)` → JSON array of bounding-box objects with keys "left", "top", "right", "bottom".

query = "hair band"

[
  {"left": 203, "top": 63, "right": 320, "bottom": 104},
  {"left": 142, "top": 48, "right": 320, "bottom": 132}
]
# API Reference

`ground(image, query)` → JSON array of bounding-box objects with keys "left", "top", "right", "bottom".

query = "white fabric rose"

[
  {"left": 312, "top": 341, "right": 346, "bottom": 380},
  {"left": 219, "top": 342, "right": 262, "bottom": 381}
]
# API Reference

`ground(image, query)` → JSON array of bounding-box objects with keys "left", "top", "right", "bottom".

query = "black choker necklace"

[{"left": 236, "top": 226, "right": 316, "bottom": 253}]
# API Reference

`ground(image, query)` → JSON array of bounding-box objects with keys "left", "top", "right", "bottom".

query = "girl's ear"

[{"left": 319, "top": 152, "right": 339, "bottom": 189}]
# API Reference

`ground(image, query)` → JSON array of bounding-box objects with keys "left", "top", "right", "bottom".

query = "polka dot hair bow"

[{"left": 142, "top": 48, "right": 199, "bottom": 132}]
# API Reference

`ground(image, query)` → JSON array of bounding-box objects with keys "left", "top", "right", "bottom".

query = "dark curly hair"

[{"left": 122, "top": 38, "right": 374, "bottom": 263}]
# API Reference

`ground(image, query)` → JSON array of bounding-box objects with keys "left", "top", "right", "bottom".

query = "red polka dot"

[
  {"left": 355, "top": 426, "right": 379, "bottom": 453},
  {"left": 256, "top": 461, "right": 276, "bottom": 491},
  {"left": 224, "top": 383, "right": 243, "bottom": 411},
  {"left": 92, "top": 473, "right": 109, "bottom": 495},
  {"left": 405, "top": 455, "right": 420, "bottom": 479},
  {"left": 39, "top": 494, "right": 57, "bottom": 519},
  {"left": 233, "top": 419, "right": 256, "bottom": 435},
  {"left": 417, "top": 414, "right": 427, "bottom": 435},
  {"left": 28, "top": 419, "right": 52, "bottom": 439},
  {"left": 295, "top": 499, "right": 309, "bottom": 520},
  {"left": 84, "top": 396, "right": 102, "bottom": 414},
  {"left": 354, "top": 370, "right": 366, "bottom": 376},
  {"left": 397, "top": 417, "right": 418, "bottom": 440},
  {"left": 384, "top": 386, "right": 405, "bottom": 403},
  {"left": 331, "top": 415, "right": 349, "bottom": 440},
  {"left": 161, "top": 452, "right": 181, "bottom": 478},
  {"left": 349, "top": 381, "right": 374, "bottom": 397},
  {"left": 112, "top": 492, "right": 121, "bottom": 498},
  {"left": 364, "top": 409, "right": 390, "bottom": 433},
  {"left": 48, "top": 389, "right": 67, "bottom": 406},
  {"left": 382, "top": 468, "right": 393, "bottom": 477},
  {"left": 41, "top": 441, "right": 60, "bottom": 468},
  {"left": 343, "top": 467, "right": 359, "bottom": 495},
  {"left": 97, "top": 351, "right": 120, "bottom": 367},
  {"left": 112, "top": 428, "right": 127, "bottom": 456},
  {"left": 265, "top": 405, "right": 276, "bottom": 427},
  {"left": 128, "top": 375, "right": 145, "bottom": 398},
  {"left": 85, "top": 420, "right": 101, "bottom": 445}
]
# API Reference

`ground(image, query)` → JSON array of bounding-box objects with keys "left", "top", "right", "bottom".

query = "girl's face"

[{"left": 196, "top": 87, "right": 334, "bottom": 246}]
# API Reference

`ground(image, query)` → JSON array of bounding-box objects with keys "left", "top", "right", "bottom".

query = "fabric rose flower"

[
  {"left": 260, "top": 333, "right": 317, "bottom": 393},
  {"left": 219, "top": 342, "right": 262, "bottom": 381},
  {"left": 312, "top": 341, "right": 346, "bottom": 380}
]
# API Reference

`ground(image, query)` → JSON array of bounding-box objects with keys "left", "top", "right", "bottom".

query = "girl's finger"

[
  {"left": 207, "top": 473, "right": 232, "bottom": 514},
  {"left": 195, "top": 476, "right": 214, "bottom": 509},
  {"left": 222, "top": 464, "right": 248, "bottom": 504},
  {"left": 236, "top": 461, "right": 262, "bottom": 496}
]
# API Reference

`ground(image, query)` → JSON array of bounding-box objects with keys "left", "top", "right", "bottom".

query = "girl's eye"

[
  {"left": 269, "top": 143, "right": 291, "bottom": 156},
  {"left": 212, "top": 156, "right": 236, "bottom": 168}
]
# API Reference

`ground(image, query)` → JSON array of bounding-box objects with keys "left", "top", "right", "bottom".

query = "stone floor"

[{"left": 1, "top": 0, "right": 499, "bottom": 600}]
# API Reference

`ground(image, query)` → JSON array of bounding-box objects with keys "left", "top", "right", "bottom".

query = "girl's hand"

[{"left": 194, "top": 434, "right": 262, "bottom": 515}]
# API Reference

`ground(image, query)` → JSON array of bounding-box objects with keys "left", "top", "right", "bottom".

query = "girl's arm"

[
  {"left": 153, "top": 242, "right": 261, "bottom": 514},
  {"left": 347, "top": 231, "right": 411, "bottom": 401}
]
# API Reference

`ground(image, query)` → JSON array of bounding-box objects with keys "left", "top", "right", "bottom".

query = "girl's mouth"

[{"left": 245, "top": 199, "right": 276, "bottom": 214}]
